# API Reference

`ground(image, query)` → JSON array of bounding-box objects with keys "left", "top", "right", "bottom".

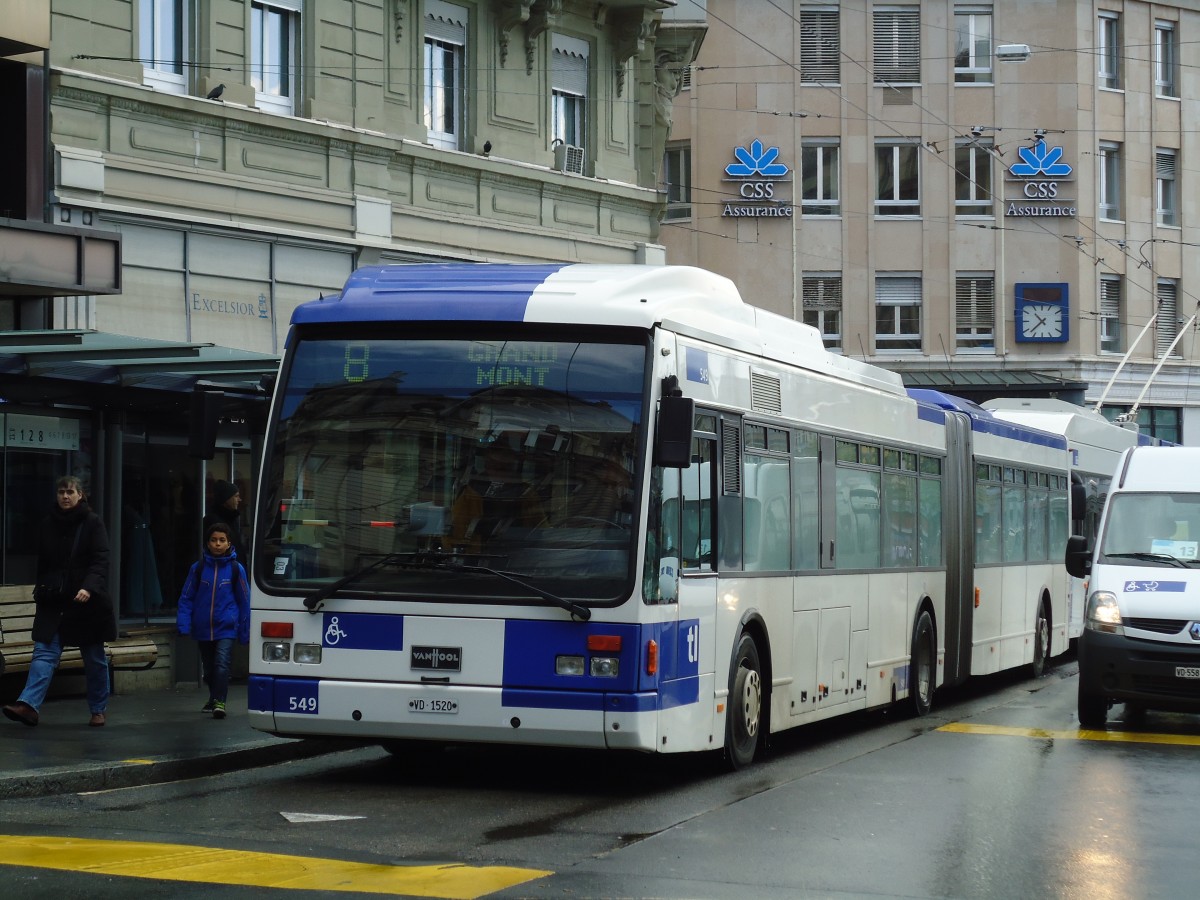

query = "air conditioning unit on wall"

[{"left": 553, "top": 142, "right": 585, "bottom": 175}]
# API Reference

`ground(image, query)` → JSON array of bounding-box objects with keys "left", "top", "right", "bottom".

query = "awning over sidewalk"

[
  {"left": 0, "top": 330, "right": 280, "bottom": 410},
  {"left": 900, "top": 368, "right": 1086, "bottom": 403}
]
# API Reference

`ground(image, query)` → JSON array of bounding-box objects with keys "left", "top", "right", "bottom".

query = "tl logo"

[
  {"left": 1009, "top": 139, "right": 1073, "bottom": 178},
  {"left": 725, "top": 139, "right": 789, "bottom": 178}
]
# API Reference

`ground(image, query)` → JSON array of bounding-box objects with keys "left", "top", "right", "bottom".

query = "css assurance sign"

[
  {"left": 1005, "top": 139, "right": 1077, "bottom": 218},
  {"left": 722, "top": 140, "right": 794, "bottom": 218}
]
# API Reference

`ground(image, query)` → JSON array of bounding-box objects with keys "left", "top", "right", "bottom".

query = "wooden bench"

[{"left": 0, "top": 584, "right": 158, "bottom": 680}]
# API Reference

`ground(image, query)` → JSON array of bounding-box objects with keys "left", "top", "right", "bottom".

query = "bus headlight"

[
  {"left": 293, "top": 643, "right": 322, "bottom": 664},
  {"left": 556, "top": 655, "right": 585, "bottom": 676},
  {"left": 590, "top": 657, "right": 620, "bottom": 677},
  {"left": 262, "top": 642, "right": 291, "bottom": 662},
  {"left": 1084, "top": 591, "right": 1124, "bottom": 635}
]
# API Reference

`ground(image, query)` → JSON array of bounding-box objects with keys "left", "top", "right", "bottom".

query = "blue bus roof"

[{"left": 908, "top": 389, "right": 1068, "bottom": 450}]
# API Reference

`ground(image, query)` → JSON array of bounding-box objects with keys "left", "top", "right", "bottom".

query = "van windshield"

[{"left": 1098, "top": 493, "right": 1200, "bottom": 567}]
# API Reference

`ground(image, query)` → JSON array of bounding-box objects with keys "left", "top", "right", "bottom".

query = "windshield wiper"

[
  {"left": 302, "top": 552, "right": 411, "bottom": 612},
  {"left": 302, "top": 550, "right": 592, "bottom": 621},
  {"left": 406, "top": 552, "right": 592, "bottom": 621},
  {"left": 1103, "top": 551, "right": 1193, "bottom": 568}
]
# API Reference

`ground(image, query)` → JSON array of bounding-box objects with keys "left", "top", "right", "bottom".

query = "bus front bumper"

[{"left": 247, "top": 675, "right": 662, "bottom": 752}]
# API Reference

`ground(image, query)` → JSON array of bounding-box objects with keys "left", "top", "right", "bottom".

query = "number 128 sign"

[{"left": 4, "top": 414, "right": 81, "bottom": 450}]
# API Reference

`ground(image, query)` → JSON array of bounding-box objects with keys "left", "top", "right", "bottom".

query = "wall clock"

[{"left": 1015, "top": 283, "right": 1069, "bottom": 343}]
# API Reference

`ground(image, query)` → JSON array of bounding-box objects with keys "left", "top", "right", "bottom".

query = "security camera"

[{"left": 996, "top": 43, "right": 1031, "bottom": 62}]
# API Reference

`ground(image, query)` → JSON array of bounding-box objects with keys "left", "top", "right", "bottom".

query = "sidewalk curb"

[{"left": 0, "top": 738, "right": 350, "bottom": 800}]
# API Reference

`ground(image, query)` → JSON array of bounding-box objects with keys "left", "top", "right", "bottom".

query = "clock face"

[{"left": 1020, "top": 303, "right": 1065, "bottom": 340}]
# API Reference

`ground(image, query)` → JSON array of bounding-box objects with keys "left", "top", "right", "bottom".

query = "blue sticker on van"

[{"left": 1122, "top": 581, "right": 1186, "bottom": 593}]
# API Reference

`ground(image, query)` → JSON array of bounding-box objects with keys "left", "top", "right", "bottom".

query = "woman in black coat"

[{"left": 2, "top": 476, "right": 114, "bottom": 728}]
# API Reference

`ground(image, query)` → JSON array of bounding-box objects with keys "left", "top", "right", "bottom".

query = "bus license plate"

[
  {"left": 1175, "top": 667, "right": 1200, "bottom": 679},
  {"left": 408, "top": 698, "right": 458, "bottom": 714}
]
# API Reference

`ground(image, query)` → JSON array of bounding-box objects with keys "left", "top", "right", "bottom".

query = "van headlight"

[{"left": 1084, "top": 591, "right": 1124, "bottom": 634}]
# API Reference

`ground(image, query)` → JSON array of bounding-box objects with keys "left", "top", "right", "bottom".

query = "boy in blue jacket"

[{"left": 177, "top": 522, "right": 250, "bottom": 719}]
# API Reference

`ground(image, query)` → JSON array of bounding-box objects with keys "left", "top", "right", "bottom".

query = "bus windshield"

[{"left": 257, "top": 334, "right": 648, "bottom": 603}]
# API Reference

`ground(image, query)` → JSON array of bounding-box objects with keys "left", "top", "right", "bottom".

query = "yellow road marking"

[
  {"left": 938, "top": 722, "right": 1200, "bottom": 746},
  {"left": 0, "top": 835, "right": 549, "bottom": 899}
]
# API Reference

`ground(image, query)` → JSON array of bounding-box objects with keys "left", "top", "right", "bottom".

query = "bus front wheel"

[
  {"left": 907, "top": 610, "right": 935, "bottom": 717},
  {"left": 724, "top": 634, "right": 763, "bottom": 770}
]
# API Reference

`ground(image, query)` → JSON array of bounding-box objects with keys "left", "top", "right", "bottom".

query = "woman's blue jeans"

[
  {"left": 19, "top": 634, "right": 109, "bottom": 715},
  {"left": 198, "top": 638, "right": 234, "bottom": 703}
]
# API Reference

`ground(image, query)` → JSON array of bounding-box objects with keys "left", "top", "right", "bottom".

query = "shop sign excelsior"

[
  {"left": 1005, "top": 138, "right": 1077, "bottom": 217},
  {"left": 722, "top": 140, "right": 794, "bottom": 218}
]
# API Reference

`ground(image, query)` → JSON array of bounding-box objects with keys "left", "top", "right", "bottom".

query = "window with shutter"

[
  {"left": 875, "top": 275, "right": 922, "bottom": 351},
  {"left": 424, "top": 1, "right": 469, "bottom": 150},
  {"left": 1155, "top": 281, "right": 1179, "bottom": 358},
  {"left": 1099, "top": 276, "right": 1121, "bottom": 353},
  {"left": 800, "top": 9, "right": 840, "bottom": 84},
  {"left": 873, "top": 8, "right": 920, "bottom": 84},
  {"left": 1156, "top": 149, "right": 1178, "bottom": 227},
  {"left": 802, "top": 274, "right": 843, "bottom": 350},
  {"left": 552, "top": 35, "right": 589, "bottom": 150},
  {"left": 955, "top": 275, "right": 994, "bottom": 351}
]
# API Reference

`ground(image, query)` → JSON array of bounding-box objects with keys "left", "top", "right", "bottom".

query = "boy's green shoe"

[{"left": 212, "top": 700, "right": 227, "bottom": 720}]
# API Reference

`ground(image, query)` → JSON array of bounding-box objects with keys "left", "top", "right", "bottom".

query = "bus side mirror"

[
  {"left": 1070, "top": 480, "right": 1087, "bottom": 525},
  {"left": 1065, "top": 534, "right": 1091, "bottom": 579},
  {"left": 655, "top": 395, "right": 694, "bottom": 468}
]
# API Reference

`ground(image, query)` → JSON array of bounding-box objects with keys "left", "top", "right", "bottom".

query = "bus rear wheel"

[
  {"left": 724, "top": 634, "right": 762, "bottom": 770},
  {"left": 907, "top": 610, "right": 935, "bottom": 717}
]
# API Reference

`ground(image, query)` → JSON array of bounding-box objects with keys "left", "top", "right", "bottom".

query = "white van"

[{"left": 1065, "top": 445, "right": 1200, "bottom": 727}]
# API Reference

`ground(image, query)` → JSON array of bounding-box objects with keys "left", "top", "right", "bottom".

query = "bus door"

[
  {"left": 941, "top": 411, "right": 974, "bottom": 686},
  {"left": 658, "top": 425, "right": 718, "bottom": 739}
]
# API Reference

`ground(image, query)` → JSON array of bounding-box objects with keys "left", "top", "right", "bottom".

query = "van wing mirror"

[
  {"left": 1065, "top": 534, "right": 1091, "bottom": 579},
  {"left": 655, "top": 395, "right": 694, "bottom": 468}
]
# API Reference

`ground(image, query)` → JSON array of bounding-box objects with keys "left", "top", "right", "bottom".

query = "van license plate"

[
  {"left": 1175, "top": 667, "right": 1200, "bottom": 679},
  {"left": 408, "top": 698, "right": 458, "bottom": 714}
]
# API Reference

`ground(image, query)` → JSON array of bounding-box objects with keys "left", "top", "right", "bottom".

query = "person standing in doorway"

[
  {"left": 177, "top": 522, "right": 250, "bottom": 719},
  {"left": 3, "top": 476, "right": 114, "bottom": 728},
  {"left": 204, "top": 480, "right": 246, "bottom": 562}
]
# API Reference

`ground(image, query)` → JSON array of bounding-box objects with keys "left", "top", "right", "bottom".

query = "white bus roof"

[{"left": 294, "top": 263, "right": 908, "bottom": 398}]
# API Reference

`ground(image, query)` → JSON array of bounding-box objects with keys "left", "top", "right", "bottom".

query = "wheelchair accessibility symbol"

[{"left": 325, "top": 616, "right": 348, "bottom": 645}]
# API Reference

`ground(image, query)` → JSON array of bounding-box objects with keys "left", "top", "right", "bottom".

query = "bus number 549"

[{"left": 288, "top": 696, "right": 318, "bottom": 713}]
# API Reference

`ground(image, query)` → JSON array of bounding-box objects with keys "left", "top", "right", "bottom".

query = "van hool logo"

[
  {"left": 722, "top": 139, "right": 793, "bottom": 219},
  {"left": 411, "top": 645, "right": 462, "bottom": 671}
]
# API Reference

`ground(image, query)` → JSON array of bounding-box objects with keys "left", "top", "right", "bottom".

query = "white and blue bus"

[
  {"left": 982, "top": 398, "right": 1167, "bottom": 641},
  {"left": 247, "top": 264, "right": 1073, "bottom": 768}
]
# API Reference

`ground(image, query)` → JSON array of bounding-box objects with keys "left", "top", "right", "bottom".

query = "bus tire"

[
  {"left": 907, "top": 609, "right": 935, "bottom": 717},
  {"left": 1030, "top": 598, "right": 1050, "bottom": 678},
  {"left": 724, "top": 634, "right": 763, "bottom": 770},
  {"left": 1077, "top": 683, "right": 1108, "bottom": 728}
]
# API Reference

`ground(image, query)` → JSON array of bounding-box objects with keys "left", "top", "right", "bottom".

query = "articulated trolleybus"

[{"left": 248, "top": 264, "right": 1073, "bottom": 768}]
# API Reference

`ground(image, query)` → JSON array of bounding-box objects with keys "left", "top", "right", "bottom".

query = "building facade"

[
  {"left": 1, "top": 0, "right": 704, "bottom": 682},
  {"left": 661, "top": 0, "right": 1199, "bottom": 445}
]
